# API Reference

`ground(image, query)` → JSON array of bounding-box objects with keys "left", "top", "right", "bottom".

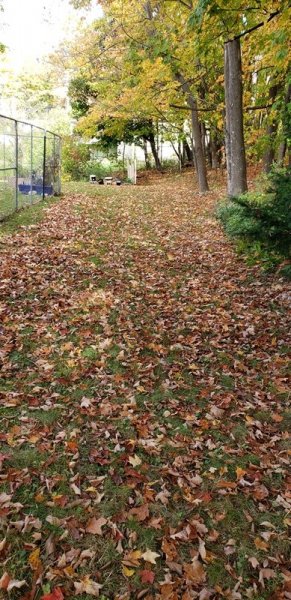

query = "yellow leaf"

[
  {"left": 128, "top": 454, "right": 142, "bottom": 467},
  {"left": 236, "top": 467, "right": 246, "bottom": 480},
  {"left": 122, "top": 565, "right": 135, "bottom": 577},
  {"left": 28, "top": 548, "right": 41, "bottom": 571}
]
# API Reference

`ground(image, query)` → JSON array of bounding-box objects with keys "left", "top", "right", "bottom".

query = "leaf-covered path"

[{"left": 0, "top": 176, "right": 290, "bottom": 600}]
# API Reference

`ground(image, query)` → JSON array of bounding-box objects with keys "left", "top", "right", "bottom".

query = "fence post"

[
  {"left": 30, "top": 125, "right": 33, "bottom": 204},
  {"left": 15, "top": 119, "right": 18, "bottom": 211},
  {"left": 42, "top": 130, "right": 47, "bottom": 201},
  {"left": 57, "top": 137, "right": 62, "bottom": 195}
]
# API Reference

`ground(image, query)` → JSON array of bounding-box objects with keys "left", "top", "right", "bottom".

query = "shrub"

[
  {"left": 62, "top": 137, "right": 90, "bottom": 180},
  {"left": 217, "top": 167, "right": 291, "bottom": 260}
]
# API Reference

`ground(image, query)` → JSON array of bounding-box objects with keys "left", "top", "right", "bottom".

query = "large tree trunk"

[
  {"left": 148, "top": 131, "right": 162, "bottom": 170},
  {"left": 175, "top": 73, "right": 209, "bottom": 192},
  {"left": 263, "top": 83, "right": 279, "bottom": 172},
  {"left": 224, "top": 38, "right": 247, "bottom": 196}
]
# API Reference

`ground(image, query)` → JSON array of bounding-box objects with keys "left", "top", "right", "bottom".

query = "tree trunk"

[
  {"left": 224, "top": 38, "right": 247, "bottom": 196},
  {"left": 143, "top": 137, "right": 151, "bottom": 169},
  {"left": 200, "top": 121, "right": 206, "bottom": 157},
  {"left": 209, "top": 132, "right": 219, "bottom": 169},
  {"left": 175, "top": 72, "right": 209, "bottom": 192},
  {"left": 277, "top": 83, "right": 291, "bottom": 165},
  {"left": 183, "top": 139, "right": 193, "bottom": 164},
  {"left": 148, "top": 131, "right": 162, "bottom": 170},
  {"left": 263, "top": 84, "right": 279, "bottom": 173}
]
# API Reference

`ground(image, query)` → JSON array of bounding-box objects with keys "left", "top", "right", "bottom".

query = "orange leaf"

[
  {"left": 0, "top": 572, "right": 10, "bottom": 590},
  {"left": 236, "top": 467, "right": 246, "bottom": 480},
  {"left": 254, "top": 537, "right": 268, "bottom": 551},
  {"left": 29, "top": 548, "right": 42, "bottom": 571}
]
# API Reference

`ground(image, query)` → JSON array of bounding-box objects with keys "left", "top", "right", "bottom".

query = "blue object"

[{"left": 18, "top": 184, "right": 53, "bottom": 196}]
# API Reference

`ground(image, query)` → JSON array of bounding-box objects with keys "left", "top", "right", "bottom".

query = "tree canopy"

[{"left": 57, "top": 0, "right": 290, "bottom": 191}]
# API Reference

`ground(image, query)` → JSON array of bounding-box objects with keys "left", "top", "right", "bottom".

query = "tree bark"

[
  {"left": 183, "top": 139, "right": 193, "bottom": 164},
  {"left": 263, "top": 83, "right": 279, "bottom": 172},
  {"left": 224, "top": 38, "right": 247, "bottom": 196},
  {"left": 148, "top": 131, "right": 162, "bottom": 170},
  {"left": 277, "top": 83, "right": 291, "bottom": 165},
  {"left": 143, "top": 136, "right": 151, "bottom": 169},
  {"left": 175, "top": 72, "right": 209, "bottom": 192},
  {"left": 209, "top": 131, "right": 219, "bottom": 169}
]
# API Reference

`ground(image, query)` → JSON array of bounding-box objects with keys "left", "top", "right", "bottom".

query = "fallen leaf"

[
  {"left": 254, "top": 537, "right": 268, "bottom": 551},
  {"left": 41, "top": 588, "right": 64, "bottom": 600},
  {"left": 0, "top": 572, "right": 10, "bottom": 590},
  {"left": 122, "top": 566, "right": 135, "bottom": 577},
  {"left": 140, "top": 569, "right": 155, "bottom": 584},
  {"left": 184, "top": 560, "right": 206, "bottom": 584},
  {"left": 141, "top": 549, "right": 160, "bottom": 564},
  {"left": 74, "top": 576, "right": 103, "bottom": 596},
  {"left": 86, "top": 516, "right": 107, "bottom": 535},
  {"left": 128, "top": 504, "right": 149, "bottom": 522},
  {"left": 7, "top": 579, "right": 27, "bottom": 592},
  {"left": 71, "top": 483, "right": 81, "bottom": 495},
  {"left": 29, "top": 547, "right": 42, "bottom": 571},
  {"left": 128, "top": 454, "right": 142, "bottom": 467}
]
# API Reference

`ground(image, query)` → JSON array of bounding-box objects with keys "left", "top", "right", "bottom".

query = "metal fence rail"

[{"left": 0, "top": 114, "right": 61, "bottom": 220}]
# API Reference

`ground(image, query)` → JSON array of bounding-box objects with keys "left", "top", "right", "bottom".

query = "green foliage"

[
  {"left": 62, "top": 137, "right": 91, "bottom": 180},
  {"left": 217, "top": 167, "right": 291, "bottom": 263},
  {"left": 69, "top": 77, "right": 94, "bottom": 118}
]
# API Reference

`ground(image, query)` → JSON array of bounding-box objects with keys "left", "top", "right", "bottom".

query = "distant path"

[{"left": 0, "top": 176, "right": 290, "bottom": 599}]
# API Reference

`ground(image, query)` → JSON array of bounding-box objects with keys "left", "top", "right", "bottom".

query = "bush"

[
  {"left": 217, "top": 167, "right": 291, "bottom": 260},
  {"left": 83, "top": 160, "right": 109, "bottom": 180},
  {"left": 62, "top": 137, "right": 90, "bottom": 180}
]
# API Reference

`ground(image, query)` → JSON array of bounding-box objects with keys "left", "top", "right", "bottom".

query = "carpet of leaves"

[{"left": 0, "top": 175, "right": 290, "bottom": 600}]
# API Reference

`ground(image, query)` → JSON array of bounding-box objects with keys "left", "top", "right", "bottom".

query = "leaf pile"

[{"left": 0, "top": 175, "right": 290, "bottom": 599}]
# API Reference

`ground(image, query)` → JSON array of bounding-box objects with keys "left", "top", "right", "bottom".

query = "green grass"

[{"left": 0, "top": 193, "right": 58, "bottom": 236}]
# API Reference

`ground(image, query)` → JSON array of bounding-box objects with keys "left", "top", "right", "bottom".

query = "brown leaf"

[
  {"left": 128, "top": 504, "right": 149, "bottom": 522},
  {"left": 86, "top": 516, "right": 107, "bottom": 535},
  {"left": 184, "top": 560, "right": 206, "bottom": 584}
]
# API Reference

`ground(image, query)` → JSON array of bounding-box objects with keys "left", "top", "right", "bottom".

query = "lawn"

[{"left": 0, "top": 175, "right": 290, "bottom": 600}]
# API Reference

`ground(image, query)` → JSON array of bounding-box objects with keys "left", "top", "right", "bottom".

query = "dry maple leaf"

[
  {"left": 128, "top": 504, "right": 149, "bottom": 522},
  {"left": 70, "top": 483, "right": 81, "bottom": 495},
  {"left": 128, "top": 454, "right": 142, "bottom": 467},
  {"left": 86, "top": 516, "right": 107, "bottom": 535},
  {"left": 141, "top": 549, "right": 160, "bottom": 564},
  {"left": 28, "top": 547, "right": 42, "bottom": 571},
  {"left": 0, "top": 573, "right": 27, "bottom": 593},
  {"left": 74, "top": 576, "right": 103, "bottom": 597},
  {"left": 259, "top": 568, "right": 276, "bottom": 588},
  {"left": 184, "top": 560, "right": 206, "bottom": 584},
  {"left": 254, "top": 537, "right": 268, "bottom": 551},
  {"left": 122, "top": 565, "right": 135, "bottom": 577},
  {"left": 141, "top": 569, "right": 155, "bottom": 584}
]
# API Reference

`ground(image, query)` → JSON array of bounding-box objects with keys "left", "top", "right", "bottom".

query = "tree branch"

[
  {"left": 170, "top": 103, "right": 216, "bottom": 112},
  {"left": 228, "top": 9, "right": 281, "bottom": 42}
]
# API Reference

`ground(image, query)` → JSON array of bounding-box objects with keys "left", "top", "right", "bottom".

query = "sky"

[{"left": 1, "top": 0, "right": 102, "bottom": 70}]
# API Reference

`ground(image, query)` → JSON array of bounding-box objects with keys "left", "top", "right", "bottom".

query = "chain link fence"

[{"left": 0, "top": 115, "right": 61, "bottom": 220}]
